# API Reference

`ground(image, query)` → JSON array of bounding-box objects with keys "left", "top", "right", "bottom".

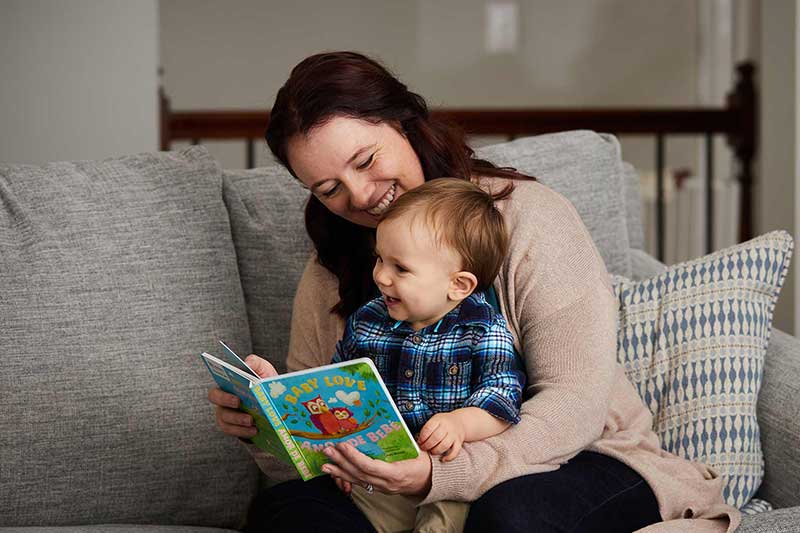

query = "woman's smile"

[{"left": 367, "top": 183, "right": 397, "bottom": 216}]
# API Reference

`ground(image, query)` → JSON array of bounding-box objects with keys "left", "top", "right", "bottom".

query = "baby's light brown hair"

[{"left": 378, "top": 178, "right": 513, "bottom": 292}]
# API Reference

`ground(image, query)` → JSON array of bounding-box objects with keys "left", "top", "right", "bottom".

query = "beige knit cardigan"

[{"left": 246, "top": 178, "right": 740, "bottom": 532}]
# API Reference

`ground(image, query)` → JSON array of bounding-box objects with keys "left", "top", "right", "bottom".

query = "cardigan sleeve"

[{"left": 421, "top": 181, "right": 620, "bottom": 504}]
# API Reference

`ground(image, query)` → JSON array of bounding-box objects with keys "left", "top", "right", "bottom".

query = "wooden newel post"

[{"left": 726, "top": 62, "right": 757, "bottom": 243}]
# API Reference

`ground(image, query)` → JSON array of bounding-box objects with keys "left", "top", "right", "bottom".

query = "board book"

[{"left": 201, "top": 341, "right": 419, "bottom": 480}]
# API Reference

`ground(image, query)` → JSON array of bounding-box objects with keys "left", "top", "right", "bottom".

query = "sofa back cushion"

[
  {"left": 223, "top": 167, "right": 312, "bottom": 373},
  {"left": 0, "top": 147, "right": 258, "bottom": 528},
  {"left": 475, "top": 130, "right": 632, "bottom": 277},
  {"left": 227, "top": 131, "right": 632, "bottom": 375}
]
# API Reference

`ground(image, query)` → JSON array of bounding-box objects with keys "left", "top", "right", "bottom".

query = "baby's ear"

[{"left": 448, "top": 271, "right": 478, "bottom": 302}]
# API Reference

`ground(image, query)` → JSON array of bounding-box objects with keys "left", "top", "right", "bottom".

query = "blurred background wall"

[
  {"left": 0, "top": 0, "right": 158, "bottom": 163},
  {"left": 1, "top": 0, "right": 797, "bottom": 333}
]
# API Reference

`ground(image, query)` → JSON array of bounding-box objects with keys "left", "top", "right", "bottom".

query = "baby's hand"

[{"left": 417, "top": 412, "right": 466, "bottom": 462}]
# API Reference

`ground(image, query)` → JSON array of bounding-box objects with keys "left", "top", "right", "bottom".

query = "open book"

[{"left": 201, "top": 341, "right": 420, "bottom": 480}]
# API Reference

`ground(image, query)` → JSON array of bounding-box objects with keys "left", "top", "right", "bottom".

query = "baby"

[{"left": 331, "top": 177, "right": 525, "bottom": 532}]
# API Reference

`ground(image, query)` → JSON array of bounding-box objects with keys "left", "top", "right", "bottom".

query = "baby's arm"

[
  {"left": 456, "top": 406, "right": 512, "bottom": 441},
  {"left": 419, "top": 316, "right": 524, "bottom": 461},
  {"left": 418, "top": 407, "right": 510, "bottom": 462}
]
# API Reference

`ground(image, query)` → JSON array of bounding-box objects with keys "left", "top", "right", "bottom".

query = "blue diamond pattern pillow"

[{"left": 612, "top": 231, "right": 793, "bottom": 508}]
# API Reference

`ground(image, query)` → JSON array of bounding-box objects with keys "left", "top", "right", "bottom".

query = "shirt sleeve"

[
  {"left": 421, "top": 181, "right": 619, "bottom": 505},
  {"left": 461, "top": 316, "right": 524, "bottom": 424}
]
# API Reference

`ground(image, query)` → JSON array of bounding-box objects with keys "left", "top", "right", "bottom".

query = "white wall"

[
  {"left": 0, "top": 0, "right": 159, "bottom": 164},
  {"left": 759, "top": 0, "right": 798, "bottom": 334},
  {"left": 159, "top": 0, "right": 707, "bottom": 176}
]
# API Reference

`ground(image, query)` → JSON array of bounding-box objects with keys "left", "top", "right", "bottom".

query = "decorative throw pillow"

[{"left": 612, "top": 230, "right": 794, "bottom": 508}]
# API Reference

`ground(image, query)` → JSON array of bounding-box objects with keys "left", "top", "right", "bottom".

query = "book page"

[{"left": 256, "top": 358, "right": 419, "bottom": 478}]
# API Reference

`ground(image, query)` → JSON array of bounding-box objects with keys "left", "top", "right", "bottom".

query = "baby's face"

[{"left": 373, "top": 213, "right": 462, "bottom": 330}]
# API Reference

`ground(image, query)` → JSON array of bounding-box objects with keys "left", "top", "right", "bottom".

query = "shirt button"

[
  {"left": 405, "top": 401, "right": 414, "bottom": 410},
  {"left": 404, "top": 369, "right": 414, "bottom": 378},
  {"left": 411, "top": 335, "right": 422, "bottom": 344},
  {"left": 448, "top": 364, "right": 459, "bottom": 376}
]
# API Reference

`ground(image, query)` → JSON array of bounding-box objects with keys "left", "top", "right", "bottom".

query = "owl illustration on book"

[
  {"left": 301, "top": 395, "right": 341, "bottom": 435},
  {"left": 332, "top": 407, "right": 359, "bottom": 431}
]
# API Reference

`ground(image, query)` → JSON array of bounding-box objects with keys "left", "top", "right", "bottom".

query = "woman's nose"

[{"left": 347, "top": 179, "right": 373, "bottom": 210}]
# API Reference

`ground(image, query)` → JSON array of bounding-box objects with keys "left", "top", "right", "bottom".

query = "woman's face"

[{"left": 286, "top": 116, "right": 426, "bottom": 228}]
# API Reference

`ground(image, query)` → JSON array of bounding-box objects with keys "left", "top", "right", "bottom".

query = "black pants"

[{"left": 245, "top": 451, "right": 661, "bottom": 533}]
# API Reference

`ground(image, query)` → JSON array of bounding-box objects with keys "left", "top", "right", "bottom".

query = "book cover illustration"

[{"left": 201, "top": 345, "right": 419, "bottom": 480}]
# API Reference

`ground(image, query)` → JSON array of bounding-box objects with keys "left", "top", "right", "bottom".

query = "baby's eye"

[
  {"left": 357, "top": 154, "right": 374, "bottom": 170},
  {"left": 396, "top": 264, "right": 408, "bottom": 273}
]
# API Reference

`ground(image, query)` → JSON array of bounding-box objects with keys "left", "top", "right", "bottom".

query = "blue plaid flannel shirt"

[{"left": 332, "top": 291, "right": 525, "bottom": 434}]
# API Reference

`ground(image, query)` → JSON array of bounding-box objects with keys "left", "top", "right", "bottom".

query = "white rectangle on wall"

[{"left": 485, "top": 2, "right": 519, "bottom": 53}]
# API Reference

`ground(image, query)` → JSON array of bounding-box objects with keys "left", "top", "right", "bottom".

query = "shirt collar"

[{"left": 380, "top": 291, "right": 494, "bottom": 336}]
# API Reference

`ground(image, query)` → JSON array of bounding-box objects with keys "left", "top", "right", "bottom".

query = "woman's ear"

[{"left": 448, "top": 271, "right": 478, "bottom": 302}]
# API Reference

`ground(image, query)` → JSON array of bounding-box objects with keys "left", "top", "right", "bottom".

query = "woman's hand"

[
  {"left": 320, "top": 442, "right": 433, "bottom": 497},
  {"left": 207, "top": 354, "right": 278, "bottom": 438},
  {"left": 333, "top": 476, "right": 352, "bottom": 496}
]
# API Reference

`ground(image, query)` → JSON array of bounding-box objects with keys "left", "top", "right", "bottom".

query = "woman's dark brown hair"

[{"left": 266, "top": 51, "right": 536, "bottom": 318}]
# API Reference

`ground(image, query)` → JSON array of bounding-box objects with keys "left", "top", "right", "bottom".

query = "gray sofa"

[{"left": 1, "top": 131, "right": 797, "bottom": 531}]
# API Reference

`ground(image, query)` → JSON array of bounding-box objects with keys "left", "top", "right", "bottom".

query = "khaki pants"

[{"left": 350, "top": 484, "right": 469, "bottom": 533}]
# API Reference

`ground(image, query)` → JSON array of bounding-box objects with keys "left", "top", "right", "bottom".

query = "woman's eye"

[
  {"left": 357, "top": 154, "right": 374, "bottom": 170},
  {"left": 322, "top": 183, "right": 340, "bottom": 198}
]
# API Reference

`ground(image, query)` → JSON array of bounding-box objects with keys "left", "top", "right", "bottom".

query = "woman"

[{"left": 208, "top": 51, "right": 739, "bottom": 532}]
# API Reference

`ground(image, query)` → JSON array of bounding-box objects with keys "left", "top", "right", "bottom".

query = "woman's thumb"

[{"left": 245, "top": 354, "right": 278, "bottom": 379}]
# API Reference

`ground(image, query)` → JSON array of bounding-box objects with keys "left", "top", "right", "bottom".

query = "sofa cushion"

[
  {"left": 475, "top": 131, "right": 632, "bottom": 277},
  {"left": 223, "top": 168, "right": 312, "bottom": 373},
  {"left": 612, "top": 231, "right": 794, "bottom": 508},
  {"left": 736, "top": 506, "right": 800, "bottom": 532},
  {"left": 0, "top": 147, "right": 258, "bottom": 528}
]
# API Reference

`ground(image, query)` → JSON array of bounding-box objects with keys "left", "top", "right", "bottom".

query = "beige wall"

[
  {"left": 161, "top": 1, "right": 800, "bottom": 331},
  {"left": 159, "top": 0, "right": 705, "bottom": 173},
  {"left": 758, "top": 0, "right": 799, "bottom": 333},
  {"left": 0, "top": 0, "right": 158, "bottom": 164}
]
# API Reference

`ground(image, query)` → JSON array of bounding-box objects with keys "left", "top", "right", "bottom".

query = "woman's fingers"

[
  {"left": 214, "top": 405, "right": 257, "bottom": 438},
  {"left": 334, "top": 442, "right": 391, "bottom": 479},
  {"left": 207, "top": 387, "right": 240, "bottom": 409},
  {"left": 333, "top": 476, "right": 351, "bottom": 495},
  {"left": 322, "top": 461, "right": 372, "bottom": 487},
  {"left": 244, "top": 354, "right": 278, "bottom": 379},
  {"left": 322, "top": 445, "right": 382, "bottom": 488}
]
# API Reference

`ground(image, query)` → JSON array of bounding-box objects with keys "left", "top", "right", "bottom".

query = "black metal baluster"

[{"left": 656, "top": 134, "right": 665, "bottom": 262}]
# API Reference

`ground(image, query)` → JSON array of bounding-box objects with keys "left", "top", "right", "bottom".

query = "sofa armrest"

[{"left": 755, "top": 327, "right": 800, "bottom": 508}]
